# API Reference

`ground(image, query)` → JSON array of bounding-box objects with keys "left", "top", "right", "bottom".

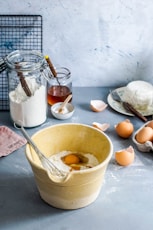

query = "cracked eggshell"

[
  {"left": 90, "top": 100, "right": 107, "bottom": 112},
  {"left": 92, "top": 122, "right": 110, "bottom": 132},
  {"left": 115, "top": 146, "right": 135, "bottom": 166}
]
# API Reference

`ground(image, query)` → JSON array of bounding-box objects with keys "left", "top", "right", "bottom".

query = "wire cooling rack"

[{"left": 0, "top": 15, "right": 43, "bottom": 110}]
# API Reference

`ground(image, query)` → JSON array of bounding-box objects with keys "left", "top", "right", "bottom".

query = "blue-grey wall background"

[{"left": 1, "top": 0, "right": 153, "bottom": 87}]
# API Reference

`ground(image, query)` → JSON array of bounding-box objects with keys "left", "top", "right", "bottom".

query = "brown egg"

[
  {"left": 135, "top": 126, "right": 153, "bottom": 144},
  {"left": 90, "top": 100, "right": 107, "bottom": 112},
  {"left": 115, "top": 119, "right": 134, "bottom": 138},
  {"left": 115, "top": 146, "right": 135, "bottom": 166},
  {"left": 146, "top": 120, "right": 153, "bottom": 129}
]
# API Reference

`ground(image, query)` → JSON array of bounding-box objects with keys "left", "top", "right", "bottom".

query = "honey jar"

[{"left": 47, "top": 67, "right": 72, "bottom": 105}]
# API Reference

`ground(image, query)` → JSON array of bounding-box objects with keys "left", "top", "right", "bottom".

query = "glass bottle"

[{"left": 6, "top": 50, "right": 48, "bottom": 127}]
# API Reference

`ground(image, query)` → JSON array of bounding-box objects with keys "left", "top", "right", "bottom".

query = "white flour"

[
  {"left": 9, "top": 78, "right": 47, "bottom": 127},
  {"left": 49, "top": 151, "right": 99, "bottom": 173}
]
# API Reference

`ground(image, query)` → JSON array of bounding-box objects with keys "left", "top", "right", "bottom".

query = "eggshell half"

[
  {"left": 115, "top": 146, "right": 135, "bottom": 166},
  {"left": 90, "top": 100, "right": 107, "bottom": 112},
  {"left": 92, "top": 122, "right": 110, "bottom": 131}
]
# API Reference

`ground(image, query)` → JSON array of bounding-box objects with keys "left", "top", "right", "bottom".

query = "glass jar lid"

[{"left": 5, "top": 50, "right": 45, "bottom": 72}]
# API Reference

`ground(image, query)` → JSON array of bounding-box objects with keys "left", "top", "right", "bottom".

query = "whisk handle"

[{"left": 16, "top": 124, "right": 43, "bottom": 158}]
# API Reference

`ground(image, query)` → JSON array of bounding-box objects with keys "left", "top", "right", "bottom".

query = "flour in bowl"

[{"left": 49, "top": 151, "right": 99, "bottom": 172}]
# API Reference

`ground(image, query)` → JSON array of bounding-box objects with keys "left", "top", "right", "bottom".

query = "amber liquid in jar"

[{"left": 47, "top": 85, "right": 72, "bottom": 105}]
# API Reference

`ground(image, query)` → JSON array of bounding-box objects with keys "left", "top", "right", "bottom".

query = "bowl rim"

[{"left": 25, "top": 123, "right": 113, "bottom": 174}]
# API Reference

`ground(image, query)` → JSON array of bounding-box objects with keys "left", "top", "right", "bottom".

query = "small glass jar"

[
  {"left": 47, "top": 67, "right": 72, "bottom": 105},
  {"left": 6, "top": 50, "right": 48, "bottom": 127}
]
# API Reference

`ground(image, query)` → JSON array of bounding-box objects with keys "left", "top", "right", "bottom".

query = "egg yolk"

[{"left": 63, "top": 154, "right": 80, "bottom": 165}]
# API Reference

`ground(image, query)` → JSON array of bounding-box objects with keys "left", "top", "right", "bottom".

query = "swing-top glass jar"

[{"left": 6, "top": 50, "right": 48, "bottom": 127}]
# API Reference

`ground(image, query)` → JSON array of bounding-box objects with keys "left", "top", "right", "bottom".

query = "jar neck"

[
  {"left": 50, "top": 67, "right": 71, "bottom": 79},
  {"left": 5, "top": 50, "right": 45, "bottom": 72}
]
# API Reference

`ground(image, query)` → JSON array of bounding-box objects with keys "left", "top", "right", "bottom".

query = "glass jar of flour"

[{"left": 6, "top": 50, "right": 48, "bottom": 127}]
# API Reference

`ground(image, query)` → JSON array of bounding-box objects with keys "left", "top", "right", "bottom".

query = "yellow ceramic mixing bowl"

[{"left": 25, "top": 123, "right": 113, "bottom": 209}]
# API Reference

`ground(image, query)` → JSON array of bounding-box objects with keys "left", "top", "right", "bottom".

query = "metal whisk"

[{"left": 14, "top": 123, "right": 67, "bottom": 178}]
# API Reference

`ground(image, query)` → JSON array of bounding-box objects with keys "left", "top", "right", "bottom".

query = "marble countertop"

[{"left": 0, "top": 87, "right": 153, "bottom": 230}]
